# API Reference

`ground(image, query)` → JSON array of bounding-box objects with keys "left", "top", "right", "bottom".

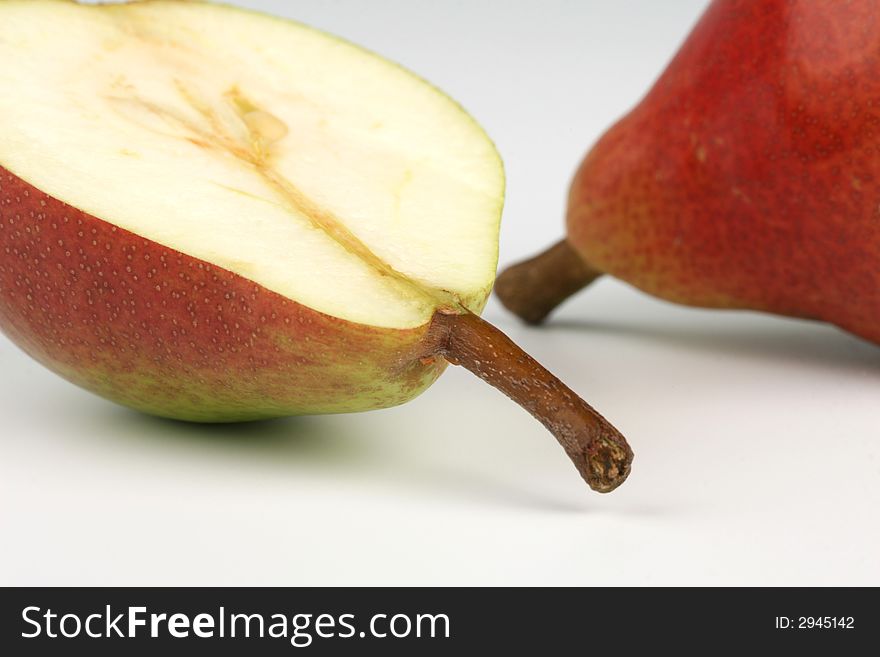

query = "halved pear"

[{"left": 0, "top": 0, "right": 632, "bottom": 492}]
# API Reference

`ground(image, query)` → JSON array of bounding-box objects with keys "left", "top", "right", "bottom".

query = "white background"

[{"left": 2, "top": 0, "right": 879, "bottom": 586}]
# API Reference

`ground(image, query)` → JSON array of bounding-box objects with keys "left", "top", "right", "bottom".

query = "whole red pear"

[{"left": 497, "top": 0, "right": 880, "bottom": 345}]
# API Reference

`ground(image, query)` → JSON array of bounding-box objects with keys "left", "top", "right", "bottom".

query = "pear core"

[{"left": 0, "top": 0, "right": 504, "bottom": 329}]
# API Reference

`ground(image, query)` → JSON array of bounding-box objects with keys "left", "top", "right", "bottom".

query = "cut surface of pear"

[{"left": 0, "top": 0, "right": 504, "bottom": 329}]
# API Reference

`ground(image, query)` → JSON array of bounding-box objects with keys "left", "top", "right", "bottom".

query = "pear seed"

[{"left": 244, "top": 109, "right": 288, "bottom": 144}]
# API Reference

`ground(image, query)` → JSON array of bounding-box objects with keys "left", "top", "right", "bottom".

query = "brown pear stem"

[
  {"left": 429, "top": 311, "right": 632, "bottom": 493},
  {"left": 495, "top": 239, "right": 602, "bottom": 324}
]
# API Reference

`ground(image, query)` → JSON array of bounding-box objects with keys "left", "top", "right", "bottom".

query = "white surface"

[{"left": 2, "top": 0, "right": 879, "bottom": 586}]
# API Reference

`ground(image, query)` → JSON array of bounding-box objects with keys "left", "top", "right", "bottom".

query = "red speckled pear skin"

[
  {"left": 0, "top": 168, "right": 444, "bottom": 421},
  {"left": 567, "top": 0, "right": 880, "bottom": 344}
]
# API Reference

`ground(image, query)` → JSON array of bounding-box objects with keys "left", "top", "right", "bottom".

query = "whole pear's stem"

[
  {"left": 429, "top": 310, "right": 632, "bottom": 493},
  {"left": 495, "top": 239, "right": 602, "bottom": 324}
]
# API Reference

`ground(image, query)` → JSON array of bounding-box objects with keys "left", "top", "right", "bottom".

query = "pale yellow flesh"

[{"left": 0, "top": 0, "right": 505, "bottom": 329}]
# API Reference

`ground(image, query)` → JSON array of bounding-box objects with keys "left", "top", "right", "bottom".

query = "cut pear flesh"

[{"left": 0, "top": 0, "right": 504, "bottom": 329}]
